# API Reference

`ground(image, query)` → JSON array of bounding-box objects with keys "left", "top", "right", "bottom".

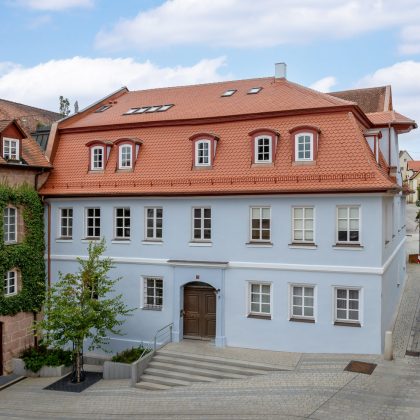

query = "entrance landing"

[{"left": 165, "top": 340, "right": 300, "bottom": 371}]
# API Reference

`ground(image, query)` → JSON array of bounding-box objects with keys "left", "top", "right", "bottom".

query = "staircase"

[{"left": 135, "top": 349, "right": 281, "bottom": 391}]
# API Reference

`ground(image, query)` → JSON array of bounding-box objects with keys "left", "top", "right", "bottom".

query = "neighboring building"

[
  {"left": 406, "top": 160, "right": 420, "bottom": 203},
  {"left": 41, "top": 65, "right": 416, "bottom": 355},
  {"left": 400, "top": 150, "right": 414, "bottom": 182},
  {"left": 0, "top": 119, "right": 51, "bottom": 375}
]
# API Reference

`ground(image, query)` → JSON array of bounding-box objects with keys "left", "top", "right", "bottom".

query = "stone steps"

[{"left": 135, "top": 349, "right": 280, "bottom": 391}]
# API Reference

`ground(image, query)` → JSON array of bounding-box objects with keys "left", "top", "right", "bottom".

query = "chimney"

[{"left": 275, "top": 62, "right": 287, "bottom": 79}]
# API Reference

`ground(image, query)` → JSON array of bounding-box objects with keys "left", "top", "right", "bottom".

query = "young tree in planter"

[{"left": 39, "top": 240, "right": 132, "bottom": 383}]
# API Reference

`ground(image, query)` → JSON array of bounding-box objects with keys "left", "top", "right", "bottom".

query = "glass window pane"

[
  {"left": 294, "top": 208, "right": 303, "bottom": 218},
  {"left": 305, "top": 287, "right": 314, "bottom": 297},
  {"left": 204, "top": 209, "right": 211, "bottom": 218},
  {"left": 251, "top": 284, "right": 260, "bottom": 293},
  {"left": 261, "top": 294, "right": 270, "bottom": 303},
  {"left": 349, "top": 290, "right": 359, "bottom": 299},
  {"left": 338, "top": 231, "right": 348, "bottom": 241},
  {"left": 304, "top": 307, "right": 313, "bottom": 317},
  {"left": 261, "top": 304, "right": 270, "bottom": 313},
  {"left": 294, "top": 230, "right": 303, "bottom": 240},
  {"left": 262, "top": 208, "right": 270, "bottom": 219},
  {"left": 304, "top": 297, "right": 314, "bottom": 307},
  {"left": 293, "top": 287, "right": 302, "bottom": 296},
  {"left": 261, "top": 285, "right": 270, "bottom": 294},
  {"left": 294, "top": 219, "right": 303, "bottom": 229},
  {"left": 349, "top": 311, "right": 359, "bottom": 320},
  {"left": 349, "top": 231, "right": 359, "bottom": 241},
  {"left": 305, "top": 208, "right": 313, "bottom": 218},
  {"left": 252, "top": 208, "right": 260, "bottom": 219},
  {"left": 337, "top": 299, "right": 347, "bottom": 309},
  {"left": 293, "top": 306, "right": 302, "bottom": 316},
  {"left": 338, "top": 208, "right": 347, "bottom": 218},
  {"left": 349, "top": 207, "right": 359, "bottom": 218},
  {"left": 251, "top": 303, "right": 259, "bottom": 312},
  {"left": 293, "top": 297, "right": 302, "bottom": 306},
  {"left": 349, "top": 300, "right": 359, "bottom": 309},
  {"left": 350, "top": 219, "right": 359, "bottom": 230},
  {"left": 337, "top": 309, "right": 346, "bottom": 319},
  {"left": 304, "top": 231, "right": 314, "bottom": 241}
]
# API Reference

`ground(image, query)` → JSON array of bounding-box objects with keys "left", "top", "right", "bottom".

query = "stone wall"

[
  {"left": 0, "top": 168, "right": 35, "bottom": 187},
  {"left": 0, "top": 312, "right": 36, "bottom": 374}
]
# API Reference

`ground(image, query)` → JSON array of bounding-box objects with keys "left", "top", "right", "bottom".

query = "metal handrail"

[{"left": 153, "top": 322, "right": 174, "bottom": 350}]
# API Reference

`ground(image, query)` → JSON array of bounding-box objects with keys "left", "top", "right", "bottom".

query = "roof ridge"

[
  {"left": 0, "top": 97, "right": 60, "bottom": 116},
  {"left": 329, "top": 85, "right": 389, "bottom": 94}
]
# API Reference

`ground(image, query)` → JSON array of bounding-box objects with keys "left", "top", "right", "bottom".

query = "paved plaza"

[{"left": 1, "top": 224, "right": 420, "bottom": 419}]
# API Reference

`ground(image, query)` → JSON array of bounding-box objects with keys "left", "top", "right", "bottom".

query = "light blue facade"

[{"left": 47, "top": 192, "right": 406, "bottom": 355}]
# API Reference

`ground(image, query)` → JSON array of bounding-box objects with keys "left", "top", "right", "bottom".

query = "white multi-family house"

[{"left": 40, "top": 64, "right": 416, "bottom": 355}]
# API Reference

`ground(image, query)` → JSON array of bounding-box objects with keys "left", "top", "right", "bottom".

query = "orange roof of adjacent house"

[
  {"left": 367, "top": 111, "right": 417, "bottom": 128},
  {"left": 0, "top": 119, "right": 51, "bottom": 168},
  {"left": 407, "top": 161, "right": 420, "bottom": 172},
  {"left": 40, "top": 78, "right": 411, "bottom": 197}
]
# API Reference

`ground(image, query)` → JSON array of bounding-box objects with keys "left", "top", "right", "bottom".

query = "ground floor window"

[
  {"left": 290, "top": 285, "right": 315, "bottom": 321},
  {"left": 334, "top": 287, "right": 361, "bottom": 324},
  {"left": 143, "top": 277, "right": 163, "bottom": 310},
  {"left": 248, "top": 282, "right": 271, "bottom": 318}
]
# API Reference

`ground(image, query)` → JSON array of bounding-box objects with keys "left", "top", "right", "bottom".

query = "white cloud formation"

[
  {"left": 399, "top": 25, "right": 420, "bottom": 55},
  {"left": 358, "top": 61, "right": 420, "bottom": 157},
  {"left": 95, "top": 0, "right": 420, "bottom": 51},
  {"left": 309, "top": 76, "right": 337, "bottom": 92},
  {"left": 16, "top": 0, "right": 93, "bottom": 11},
  {"left": 0, "top": 56, "right": 229, "bottom": 111}
]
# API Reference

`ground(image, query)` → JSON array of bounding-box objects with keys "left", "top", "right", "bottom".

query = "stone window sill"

[
  {"left": 189, "top": 241, "right": 212, "bottom": 247},
  {"left": 247, "top": 313, "right": 271, "bottom": 320},
  {"left": 333, "top": 244, "right": 364, "bottom": 251},
  {"left": 81, "top": 238, "right": 100, "bottom": 243},
  {"left": 142, "top": 306, "right": 162, "bottom": 311},
  {"left": 112, "top": 239, "right": 131, "bottom": 244},
  {"left": 334, "top": 321, "right": 361, "bottom": 327},
  {"left": 246, "top": 241, "right": 273, "bottom": 248},
  {"left": 142, "top": 240, "right": 163, "bottom": 245},
  {"left": 288, "top": 242, "right": 317, "bottom": 249},
  {"left": 56, "top": 238, "right": 73, "bottom": 243},
  {"left": 289, "top": 317, "right": 315, "bottom": 323}
]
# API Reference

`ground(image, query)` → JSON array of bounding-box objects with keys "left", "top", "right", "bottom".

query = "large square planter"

[
  {"left": 103, "top": 360, "right": 131, "bottom": 379},
  {"left": 12, "top": 358, "right": 71, "bottom": 377}
]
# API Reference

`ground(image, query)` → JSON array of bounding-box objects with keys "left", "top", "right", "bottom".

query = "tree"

[
  {"left": 74, "top": 100, "right": 79, "bottom": 114},
  {"left": 59, "top": 96, "right": 70, "bottom": 117},
  {"left": 39, "top": 240, "right": 132, "bottom": 382}
]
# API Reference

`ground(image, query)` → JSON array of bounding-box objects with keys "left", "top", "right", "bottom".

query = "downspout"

[
  {"left": 42, "top": 197, "right": 51, "bottom": 291},
  {"left": 388, "top": 123, "right": 391, "bottom": 171}
]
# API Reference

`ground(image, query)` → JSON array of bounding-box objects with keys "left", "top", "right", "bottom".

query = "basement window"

[
  {"left": 248, "top": 87, "right": 262, "bottom": 94},
  {"left": 221, "top": 89, "right": 237, "bottom": 97}
]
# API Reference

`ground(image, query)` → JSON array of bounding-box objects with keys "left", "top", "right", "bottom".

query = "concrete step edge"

[
  {"left": 145, "top": 367, "right": 216, "bottom": 382},
  {"left": 135, "top": 381, "right": 171, "bottom": 391},
  {"left": 141, "top": 374, "right": 191, "bottom": 387}
]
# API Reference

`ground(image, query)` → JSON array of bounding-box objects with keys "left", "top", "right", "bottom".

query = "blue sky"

[{"left": 1, "top": 0, "right": 420, "bottom": 156}]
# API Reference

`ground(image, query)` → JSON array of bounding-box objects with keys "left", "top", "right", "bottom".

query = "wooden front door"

[{"left": 183, "top": 284, "right": 216, "bottom": 339}]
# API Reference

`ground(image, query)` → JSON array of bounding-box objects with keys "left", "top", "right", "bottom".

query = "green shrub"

[
  {"left": 20, "top": 345, "right": 72, "bottom": 372},
  {"left": 111, "top": 346, "right": 151, "bottom": 364}
]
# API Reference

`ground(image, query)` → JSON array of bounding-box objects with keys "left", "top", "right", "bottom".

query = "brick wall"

[
  {"left": 0, "top": 168, "right": 36, "bottom": 187},
  {"left": 0, "top": 312, "right": 37, "bottom": 374}
]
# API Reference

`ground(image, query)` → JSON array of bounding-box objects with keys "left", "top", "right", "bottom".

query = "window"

[
  {"left": 222, "top": 89, "right": 236, "bottom": 97},
  {"left": 249, "top": 283, "right": 271, "bottom": 317},
  {"left": 250, "top": 207, "right": 271, "bottom": 241},
  {"left": 145, "top": 207, "right": 163, "bottom": 240},
  {"left": 85, "top": 208, "right": 101, "bottom": 238},
  {"left": 3, "top": 207, "right": 17, "bottom": 243},
  {"left": 157, "top": 104, "right": 173, "bottom": 112},
  {"left": 95, "top": 105, "right": 111, "bottom": 113},
  {"left": 295, "top": 133, "right": 313, "bottom": 161},
  {"left": 91, "top": 146, "right": 104, "bottom": 170},
  {"left": 143, "top": 277, "right": 163, "bottom": 310},
  {"left": 114, "top": 208, "right": 131, "bottom": 240},
  {"left": 292, "top": 207, "right": 314, "bottom": 243},
  {"left": 337, "top": 206, "right": 360, "bottom": 244},
  {"left": 255, "top": 136, "right": 272, "bottom": 163},
  {"left": 4, "top": 270, "right": 17, "bottom": 296},
  {"left": 59, "top": 208, "right": 73, "bottom": 239},
  {"left": 290, "top": 285, "right": 314, "bottom": 320},
  {"left": 248, "top": 87, "right": 262, "bottom": 94},
  {"left": 2, "top": 138, "right": 19, "bottom": 160},
  {"left": 335, "top": 288, "right": 360, "bottom": 324},
  {"left": 119, "top": 144, "right": 132, "bottom": 169},
  {"left": 195, "top": 140, "right": 211, "bottom": 166},
  {"left": 192, "top": 207, "right": 211, "bottom": 241}
]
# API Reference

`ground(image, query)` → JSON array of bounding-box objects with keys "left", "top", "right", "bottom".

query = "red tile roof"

[
  {"left": 0, "top": 120, "right": 51, "bottom": 168},
  {"left": 407, "top": 161, "right": 420, "bottom": 172},
  {"left": 367, "top": 111, "right": 417, "bottom": 128}
]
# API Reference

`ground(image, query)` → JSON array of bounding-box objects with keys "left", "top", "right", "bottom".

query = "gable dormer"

[
  {"left": 190, "top": 133, "right": 219, "bottom": 168},
  {"left": 289, "top": 125, "right": 321, "bottom": 164},
  {"left": 114, "top": 138, "right": 143, "bottom": 170},
  {"left": 0, "top": 120, "right": 27, "bottom": 163},
  {"left": 248, "top": 128, "right": 279, "bottom": 165},
  {"left": 86, "top": 140, "right": 113, "bottom": 171}
]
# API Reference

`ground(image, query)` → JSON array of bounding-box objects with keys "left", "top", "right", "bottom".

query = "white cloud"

[
  {"left": 0, "top": 56, "right": 229, "bottom": 112},
  {"left": 399, "top": 25, "right": 420, "bottom": 55},
  {"left": 16, "top": 0, "right": 93, "bottom": 11},
  {"left": 310, "top": 76, "right": 337, "bottom": 92},
  {"left": 358, "top": 61, "right": 420, "bottom": 158},
  {"left": 95, "top": 0, "right": 420, "bottom": 51}
]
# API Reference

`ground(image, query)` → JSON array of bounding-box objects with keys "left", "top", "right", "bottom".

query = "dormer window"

[
  {"left": 91, "top": 146, "right": 104, "bottom": 170},
  {"left": 289, "top": 125, "right": 321, "bottom": 163},
  {"left": 114, "top": 138, "right": 142, "bottom": 170},
  {"left": 295, "top": 133, "right": 313, "bottom": 161},
  {"left": 190, "top": 133, "right": 219, "bottom": 169},
  {"left": 2, "top": 138, "right": 19, "bottom": 160},
  {"left": 248, "top": 129, "right": 280, "bottom": 165}
]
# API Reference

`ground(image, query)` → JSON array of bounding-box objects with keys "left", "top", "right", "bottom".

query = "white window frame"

[
  {"left": 336, "top": 205, "right": 361, "bottom": 244},
  {"left": 195, "top": 140, "right": 211, "bottom": 167},
  {"left": 4, "top": 270, "right": 17, "bottom": 296},
  {"left": 3, "top": 206, "right": 17, "bottom": 244},
  {"left": 248, "top": 282, "right": 272, "bottom": 317},
  {"left": 91, "top": 146, "right": 105, "bottom": 170},
  {"left": 250, "top": 207, "right": 271, "bottom": 242},
  {"left": 145, "top": 207, "right": 163, "bottom": 241},
  {"left": 254, "top": 135, "right": 272, "bottom": 163},
  {"left": 192, "top": 207, "right": 211, "bottom": 241},
  {"left": 119, "top": 144, "right": 133, "bottom": 169},
  {"left": 84, "top": 207, "right": 101, "bottom": 239},
  {"left": 58, "top": 208, "right": 73, "bottom": 239},
  {"left": 141, "top": 276, "right": 163, "bottom": 310},
  {"left": 289, "top": 284, "right": 316, "bottom": 321},
  {"left": 2, "top": 137, "right": 19, "bottom": 160},
  {"left": 295, "top": 133, "right": 314, "bottom": 161},
  {"left": 292, "top": 206, "right": 315, "bottom": 243},
  {"left": 114, "top": 207, "right": 131, "bottom": 240},
  {"left": 333, "top": 287, "right": 362, "bottom": 325}
]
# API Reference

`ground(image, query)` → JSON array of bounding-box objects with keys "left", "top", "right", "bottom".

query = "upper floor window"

[
  {"left": 190, "top": 133, "right": 219, "bottom": 169},
  {"left": 337, "top": 206, "right": 360, "bottom": 244},
  {"left": 115, "top": 207, "right": 131, "bottom": 240},
  {"left": 292, "top": 207, "right": 314, "bottom": 243},
  {"left": 145, "top": 207, "right": 163, "bottom": 241},
  {"left": 195, "top": 140, "right": 211, "bottom": 166},
  {"left": 192, "top": 207, "right": 211, "bottom": 241},
  {"left": 2, "top": 138, "right": 19, "bottom": 160},
  {"left": 85, "top": 207, "right": 101, "bottom": 239},
  {"left": 119, "top": 144, "right": 132, "bottom": 169},
  {"left": 290, "top": 125, "right": 320, "bottom": 163},
  {"left": 249, "top": 129, "right": 279, "bottom": 165},
  {"left": 4, "top": 270, "right": 18, "bottom": 296},
  {"left": 295, "top": 133, "right": 313, "bottom": 161},
  {"left": 59, "top": 208, "right": 73, "bottom": 239},
  {"left": 91, "top": 146, "right": 104, "bottom": 170},
  {"left": 3, "top": 206, "right": 17, "bottom": 243},
  {"left": 250, "top": 207, "right": 271, "bottom": 242}
]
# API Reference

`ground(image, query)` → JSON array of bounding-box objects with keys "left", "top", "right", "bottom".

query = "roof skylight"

[
  {"left": 124, "top": 108, "right": 140, "bottom": 114},
  {"left": 133, "top": 107, "right": 149, "bottom": 114},
  {"left": 247, "top": 87, "right": 262, "bottom": 94},
  {"left": 157, "top": 104, "right": 174, "bottom": 112},
  {"left": 123, "top": 104, "right": 175, "bottom": 115},
  {"left": 146, "top": 106, "right": 161, "bottom": 113},
  {"left": 95, "top": 105, "right": 111, "bottom": 113},
  {"left": 221, "top": 89, "right": 237, "bottom": 97}
]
